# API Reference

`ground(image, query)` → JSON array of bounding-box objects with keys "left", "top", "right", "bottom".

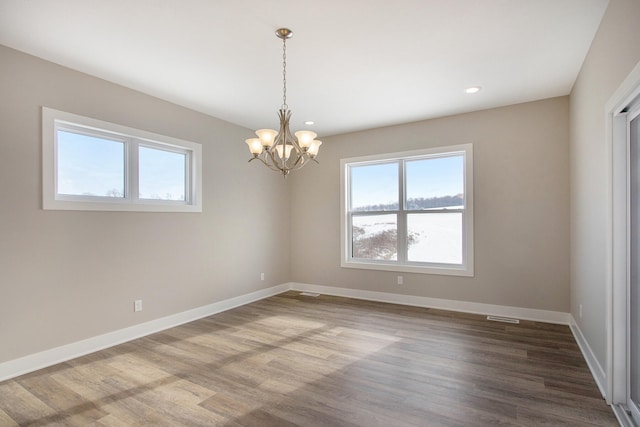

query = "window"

[
  {"left": 42, "top": 107, "right": 202, "bottom": 212},
  {"left": 340, "top": 144, "right": 473, "bottom": 276}
]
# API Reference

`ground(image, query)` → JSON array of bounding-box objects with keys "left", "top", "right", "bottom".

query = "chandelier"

[{"left": 244, "top": 28, "right": 321, "bottom": 176}]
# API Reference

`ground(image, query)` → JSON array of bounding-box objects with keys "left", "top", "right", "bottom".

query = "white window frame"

[
  {"left": 340, "top": 144, "right": 474, "bottom": 276},
  {"left": 42, "top": 107, "right": 202, "bottom": 212}
]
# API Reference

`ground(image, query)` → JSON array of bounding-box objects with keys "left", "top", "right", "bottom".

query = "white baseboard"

[
  {"left": 0, "top": 284, "right": 289, "bottom": 382},
  {"left": 0, "top": 282, "right": 592, "bottom": 390},
  {"left": 569, "top": 315, "right": 607, "bottom": 398},
  {"left": 288, "top": 282, "right": 572, "bottom": 324}
]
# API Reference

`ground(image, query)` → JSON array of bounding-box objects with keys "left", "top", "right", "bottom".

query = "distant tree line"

[{"left": 354, "top": 194, "right": 463, "bottom": 212}]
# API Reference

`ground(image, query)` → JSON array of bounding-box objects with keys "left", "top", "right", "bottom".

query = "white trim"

[
  {"left": 339, "top": 143, "right": 474, "bottom": 277},
  {"left": 606, "top": 59, "right": 640, "bottom": 407},
  {"left": 0, "top": 284, "right": 288, "bottom": 382},
  {"left": 289, "top": 282, "right": 571, "bottom": 324},
  {"left": 605, "top": 61, "right": 640, "bottom": 115},
  {"left": 42, "top": 107, "right": 203, "bottom": 212},
  {"left": 612, "top": 405, "right": 636, "bottom": 427},
  {"left": 611, "top": 112, "right": 629, "bottom": 405},
  {"left": 569, "top": 315, "right": 607, "bottom": 398},
  {"left": 0, "top": 282, "right": 586, "bottom": 392}
]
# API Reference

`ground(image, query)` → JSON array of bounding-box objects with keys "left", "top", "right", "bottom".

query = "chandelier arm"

[
  {"left": 262, "top": 141, "right": 294, "bottom": 175},
  {"left": 258, "top": 155, "right": 288, "bottom": 173},
  {"left": 281, "top": 109, "right": 305, "bottom": 172},
  {"left": 264, "top": 162, "right": 287, "bottom": 173},
  {"left": 290, "top": 153, "right": 305, "bottom": 169},
  {"left": 277, "top": 109, "right": 291, "bottom": 171},
  {"left": 248, "top": 155, "right": 276, "bottom": 171},
  {"left": 264, "top": 148, "right": 280, "bottom": 168},
  {"left": 280, "top": 110, "right": 302, "bottom": 153},
  {"left": 255, "top": 156, "right": 270, "bottom": 167},
  {"left": 259, "top": 150, "right": 311, "bottom": 174},
  {"left": 296, "top": 157, "right": 315, "bottom": 170},
  {"left": 286, "top": 127, "right": 302, "bottom": 154}
]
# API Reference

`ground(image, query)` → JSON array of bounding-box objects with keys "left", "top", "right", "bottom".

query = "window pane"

[
  {"left": 407, "top": 212, "right": 462, "bottom": 264},
  {"left": 406, "top": 155, "right": 464, "bottom": 210},
  {"left": 350, "top": 163, "right": 398, "bottom": 211},
  {"left": 57, "top": 130, "right": 124, "bottom": 197},
  {"left": 352, "top": 214, "right": 397, "bottom": 260},
  {"left": 139, "top": 146, "right": 186, "bottom": 201}
]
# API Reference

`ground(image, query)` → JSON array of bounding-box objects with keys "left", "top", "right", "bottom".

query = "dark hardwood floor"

[{"left": 0, "top": 291, "right": 618, "bottom": 426}]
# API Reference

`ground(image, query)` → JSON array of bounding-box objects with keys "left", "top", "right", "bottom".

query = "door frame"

[{"left": 607, "top": 60, "right": 640, "bottom": 425}]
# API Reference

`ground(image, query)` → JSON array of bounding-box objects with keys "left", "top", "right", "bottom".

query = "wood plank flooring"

[{"left": 0, "top": 292, "right": 618, "bottom": 426}]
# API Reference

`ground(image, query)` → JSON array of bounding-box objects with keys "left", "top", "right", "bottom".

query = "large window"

[
  {"left": 43, "top": 107, "right": 202, "bottom": 212},
  {"left": 341, "top": 144, "right": 473, "bottom": 276}
]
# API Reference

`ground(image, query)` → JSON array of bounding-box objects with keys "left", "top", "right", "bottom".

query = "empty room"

[{"left": 1, "top": 0, "right": 640, "bottom": 426}]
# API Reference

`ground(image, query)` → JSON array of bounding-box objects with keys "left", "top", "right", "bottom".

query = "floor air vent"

[
  {"left": 299, "top": 292, "right": 320, "bottom": 297},
  {"left": 486, "top": 315, "right": 520, "bottom": 324}
]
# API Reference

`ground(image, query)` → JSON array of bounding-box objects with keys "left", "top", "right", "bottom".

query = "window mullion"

[
  {"left": 397, "top": 160, "right": 407, "bottom": 263},
  {"left": 185, "top": 151, "right": 192, "bottom": 204},
  {"left": 128, "top": 138, "right": 139, "bottom": 201},
  {"left": 346, "top": 165, "right": 352, "bottom": 260}
]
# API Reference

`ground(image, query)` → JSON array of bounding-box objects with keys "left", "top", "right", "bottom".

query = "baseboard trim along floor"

[
  {"left": 1, "top": 280, "right": 605, "bottom": 406},
  {"left": 0, "top": 291, "right": 617, "bottom": 426},
  {"left": 0, "top": 284, "right": 289, "bottom": 382}
]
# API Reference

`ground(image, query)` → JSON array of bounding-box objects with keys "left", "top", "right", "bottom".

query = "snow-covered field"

[
  {"left": 353, "top": 213, "right": 462, "bottom": 264},
  {"left": 407, "top": 213, "right": 462, "bottom": 264}
]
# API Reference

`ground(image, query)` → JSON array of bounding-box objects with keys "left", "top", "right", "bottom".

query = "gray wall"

[
  {"left": 290, "top": 97, "right": 571, "bottom": 312},
  {"left": 0, "top": 45, "right": 291, "bottom": 363},
  {"left": 570, "top": 0, "right": 640, "bottom": 370}
]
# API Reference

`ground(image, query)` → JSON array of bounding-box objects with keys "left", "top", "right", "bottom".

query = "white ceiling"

[{"left": 0, "top": 0, "right": 608, "bottom": 137}]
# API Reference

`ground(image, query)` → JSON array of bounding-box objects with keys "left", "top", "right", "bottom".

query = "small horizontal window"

[{"left": 42, "top": 107, "right": 202, "bottom": 212}]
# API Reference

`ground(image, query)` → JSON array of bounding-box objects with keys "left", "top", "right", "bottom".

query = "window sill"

[
  {"left": 44, "top": 198, "right": 202, "bottom": 212},
  {"left": 341, "top": 260, "right": 474, "bottom": 277}
]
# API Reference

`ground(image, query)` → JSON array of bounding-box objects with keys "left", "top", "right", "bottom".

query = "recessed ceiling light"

[
  {"left": 465, "top": 86, "right": 482, "bottom": 94},
  {"left": 304, "top": 121, "right": 315, "bottom": 125}
]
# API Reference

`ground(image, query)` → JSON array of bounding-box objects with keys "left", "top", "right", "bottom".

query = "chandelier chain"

[{"left": 282, "top": 37, "right": 288, "bottom": 110}]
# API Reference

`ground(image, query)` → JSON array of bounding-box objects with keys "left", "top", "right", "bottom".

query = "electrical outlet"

[
  {"left": 397, "top": 275, "right": 403, "bottom": 285},
  {"left": 579, "top": 304, "right": 582, "bottom": 319},
  {"left": 260, "top": 272, "right": 265, "bottom": 281},
  {"left": 134, "top": 299, "right": 143, "bottom": 312}
]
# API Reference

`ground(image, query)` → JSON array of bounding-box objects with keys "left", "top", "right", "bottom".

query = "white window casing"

[
  {"left": 340, "top": 144, "right": 474, "bottom": 276},
  {"left": 42, "top": 107, "right": 202, "bottom": 212}
]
